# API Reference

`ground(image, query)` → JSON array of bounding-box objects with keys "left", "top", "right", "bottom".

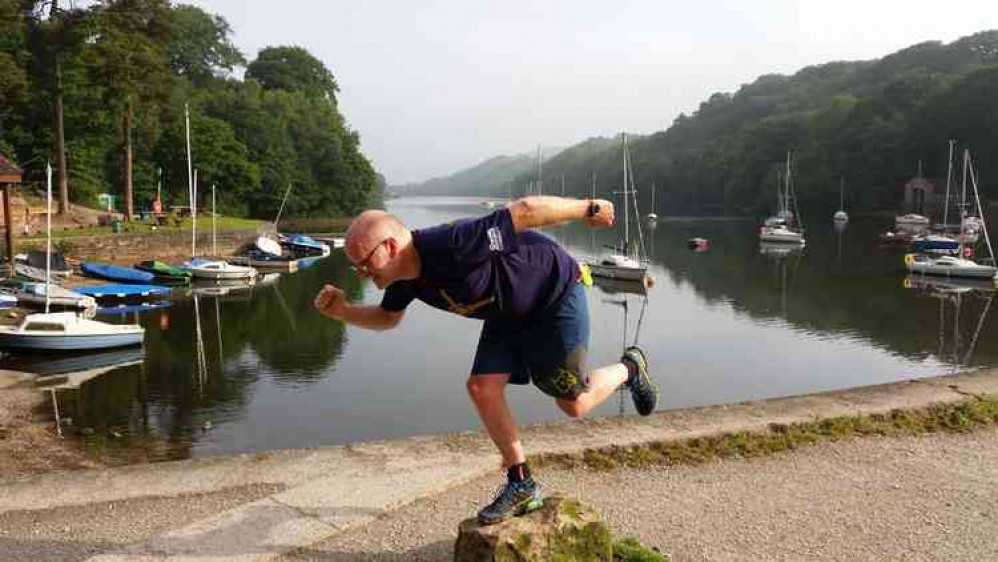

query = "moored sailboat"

[
  {"left": 585, "top": 133, "right": 648, "bottom": 282},
  {"left": 0, "top": 164, "right": 143, "bottom": 352},
  {"left": 905, "top": 150, "right": 997, "bottom": 283},
  {"left": 760, "top": 152, "right": 805, "bottom": 245}
]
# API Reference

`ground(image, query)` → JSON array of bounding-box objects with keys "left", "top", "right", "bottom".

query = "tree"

[
  {"left": 87, "top": 0, "right": 173, "bottom": 220},
  {"left": 246, "top": 46, "right": 338, "bottom": 104},
  {"left": 166, "top": 4, "right": 244, "bottom": 87},
  {"left": 20, "top": 0, "right": 90, "bottom": 213},
  {"left": 0, "top": 0, "right": 28, "bottom": 157}
]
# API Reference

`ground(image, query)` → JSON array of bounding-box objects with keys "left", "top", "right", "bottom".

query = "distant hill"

[
  {"left": 401, "top": 30, "right": 998, "bottom": 217},
  {"left": 394, "top": 147, "right": 564, "bottom": 197}
]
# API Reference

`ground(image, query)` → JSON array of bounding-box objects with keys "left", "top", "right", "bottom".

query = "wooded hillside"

[{"left": 0, "top": 1, "right": 377, "bottom": 219}]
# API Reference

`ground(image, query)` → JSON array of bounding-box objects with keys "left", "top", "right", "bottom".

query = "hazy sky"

[{"left": 190, "top": 1, "right": 996, "bottom": 185}]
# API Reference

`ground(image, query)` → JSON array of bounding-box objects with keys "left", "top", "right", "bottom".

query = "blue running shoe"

[
  {"left": 477, "top": 479, "right": 544, "bottom": 525},
  {"left": 622, "top": 346, "right": 658, "bottom": 416}
]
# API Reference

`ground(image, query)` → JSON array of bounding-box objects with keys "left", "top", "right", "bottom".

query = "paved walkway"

[{"left": 0, "top": 370, "right": 996, "bottom": 561}]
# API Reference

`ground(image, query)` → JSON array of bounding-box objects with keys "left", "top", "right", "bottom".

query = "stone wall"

[{"left": 17, "top": 227, "right": 273, "bottom": 263}]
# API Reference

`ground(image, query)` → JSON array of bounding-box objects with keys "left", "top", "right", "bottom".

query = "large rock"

[{"left": 454, "top": 495, "right": 614, "bottom": 561}]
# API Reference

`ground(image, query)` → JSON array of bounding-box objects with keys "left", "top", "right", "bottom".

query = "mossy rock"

[{"left": 454, "top": 495, "right": 613, "bottom": 561}]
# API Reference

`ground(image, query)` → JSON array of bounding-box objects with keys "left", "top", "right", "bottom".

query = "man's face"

[{"left": 348, "top": 236, "right": 392, "bottom": 289}]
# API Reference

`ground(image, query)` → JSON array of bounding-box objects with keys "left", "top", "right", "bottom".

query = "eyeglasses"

[{"left": 350, "top": 238, "right": 389, "bottom": 276}]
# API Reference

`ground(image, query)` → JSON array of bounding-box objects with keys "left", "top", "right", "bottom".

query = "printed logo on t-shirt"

[{"left": 487, "top": 227, "right": 503, "bottom": 252}]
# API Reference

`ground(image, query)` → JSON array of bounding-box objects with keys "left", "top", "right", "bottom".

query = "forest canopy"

[{"left": 0, "top": 0, "right": 377, "bottom": 219}]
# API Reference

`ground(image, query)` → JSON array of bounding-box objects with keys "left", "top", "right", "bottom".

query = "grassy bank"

[
  {"left": 532, "top": 395, "right": 998, "bottom": 471},
  {"left": 22, "top": 216, "right": 268, "bottom": 240}
]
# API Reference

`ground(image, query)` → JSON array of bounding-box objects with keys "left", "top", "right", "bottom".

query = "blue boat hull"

[
  {"left": 81, "top": 262, "right": 155, "bottom": 284},
  {"left": 0, "top": 332, "right": 144, "bottom": 351},
  {"left": 75, "top": 284, "right": 171, "bottom": 300},
  {"left": 912, "top": 238, "right": 960, "bottom": 253}
]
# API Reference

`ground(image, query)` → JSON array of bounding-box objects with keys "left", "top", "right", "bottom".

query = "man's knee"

[
  {"left": 467, "top": 376, "right": 505, "bottom": 402},
  {"left": 556, "top": 398, "right": 587, "bottom": 419}
]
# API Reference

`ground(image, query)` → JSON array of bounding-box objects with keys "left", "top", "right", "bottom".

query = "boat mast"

[
  {"left": 274, "top": 182, "right": 292, "bottom": 230},
  {"left": 45, "top": 162, "right": 52, "bottom": 314},
  {"left": 967, "top": 152, "right": 996, "bottom": 264},
  {"left": 630, "top": 154, "right": 646, "bottom": 261},
  {"left": 212, "top": 184, "right": 217, "bottom": 257},
  {"left": 537, "top": 145, "right": 543, "bottom": 196},
  {"left": 185, "top": 104, "right": 196, "bottom": 258},
  {"left": 942, "top": 139, "right": 954, "bottom": 229},
  {"left": 192, "top": 170, "right": 198, "bottom": 258},
  {"left": 784, "top": 151, "right": 792, "bottom": 219},
  {"left": 622, "top": 133, "right": 630, "bottom": 254},
  {"left": 775, "top": 170, "right": 781, "bottom": 216}
]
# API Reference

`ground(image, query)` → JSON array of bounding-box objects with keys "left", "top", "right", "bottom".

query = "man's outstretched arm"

[
  {"left": 507, "top": 196, "right": 614, "bottom": 233},
  {"left": 313, "top": 284, "right": 404, "bottom": 331}
]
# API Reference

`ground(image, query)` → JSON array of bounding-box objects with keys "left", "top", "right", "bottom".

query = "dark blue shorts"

[{"left": 471, "top": 282, "right": 590, "bottom": 400}]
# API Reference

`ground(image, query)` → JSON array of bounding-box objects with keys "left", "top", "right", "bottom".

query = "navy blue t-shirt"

[{"left": 380, "top": 208, "right": 578, "bottom": 320}]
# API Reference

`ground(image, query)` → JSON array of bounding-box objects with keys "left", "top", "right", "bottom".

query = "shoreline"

[
  {"left": 1, "top": 368, "right": 996, "bottom": 560},
  {"left": 3, "top": 366, "right": 997, "bottom": 480}
]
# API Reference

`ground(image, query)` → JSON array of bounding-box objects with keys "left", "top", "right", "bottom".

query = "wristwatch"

[{"left": 586, "top": 200, "right": 601, "bottom": 217}]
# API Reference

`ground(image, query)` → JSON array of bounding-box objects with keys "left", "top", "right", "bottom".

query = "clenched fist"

[
  {"left": 583, "top": 199, "right": 614, "bottom": 229},
  {"left": 314, "top": 284, "right": 347, "bottom": 320}
]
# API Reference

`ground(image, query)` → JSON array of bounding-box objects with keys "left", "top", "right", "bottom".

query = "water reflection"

[
  {"left": 3, "top": 198, "right": 995, "bottom": 463},
  {"left": 903, "top": 276, "right": 995, "bottom": 371}
]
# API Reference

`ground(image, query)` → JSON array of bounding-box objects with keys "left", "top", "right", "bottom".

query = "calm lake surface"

[{"left": 8, "top": 197, "right": 996, "bottom": 463}]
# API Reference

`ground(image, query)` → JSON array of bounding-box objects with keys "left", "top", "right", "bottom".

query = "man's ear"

[{"left": 385, "top": 236, "right": 398, "bottom": 258}]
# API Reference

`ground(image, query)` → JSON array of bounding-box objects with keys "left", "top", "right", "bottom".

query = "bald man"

[{"left": 314, "top": 196, "right": 658, "bottom": 524}]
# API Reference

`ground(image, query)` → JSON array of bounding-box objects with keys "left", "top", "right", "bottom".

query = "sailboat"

[
  {"left": 181, "top": 105, "right": 257, "bottom": 282},
  {"left": 759, "top": 152, "right": 805, "bottom": 245},
  {"left": 905, "top": 149, "right": 997, "bottom": 282},
  {"left": 0, "top": 164, "right": 144, "bottom": 351},
  {"left": 833, "top": 177, "right": 848, "bottom": 222},
  {"left": 913, "top": 141, "right": 961, "bottom": 255},
  {"left": 585, "top": 134, "right": 648, "bottom": 282}
]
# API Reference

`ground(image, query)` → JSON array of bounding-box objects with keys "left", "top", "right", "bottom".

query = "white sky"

[{"left": 189, "top": 1, "right": 998, "bottom": 184}]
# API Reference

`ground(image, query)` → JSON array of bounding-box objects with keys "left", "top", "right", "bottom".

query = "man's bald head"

[{"left": 345, "top": 210, "right": 408, "bottom": 261}]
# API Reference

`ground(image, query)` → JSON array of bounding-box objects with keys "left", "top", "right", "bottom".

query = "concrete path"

[{"left": 1, "top": 369, "right": 996, "bottom": 561}]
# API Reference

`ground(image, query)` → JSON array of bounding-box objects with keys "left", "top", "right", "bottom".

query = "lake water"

[{"left": 8, "top": 197, "right": 996, "bottom": 463}]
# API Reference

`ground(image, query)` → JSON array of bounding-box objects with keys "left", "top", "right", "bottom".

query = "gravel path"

[{"left": 283, "top": 428, "right": 998, "bottom": 561}]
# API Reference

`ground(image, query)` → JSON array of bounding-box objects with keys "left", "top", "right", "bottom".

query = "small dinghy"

[
  {"left": 278, "top": 234, "right": 330, "bottom": 257},
  {"left": 134, "top": 261, "right": 192, "bottom": 285},
  {"left": 82, "top": 262, "right": 155, "bottom": 284},
  {"left": 18, "top": 283, "right": 96, "bottom": 310},
  {"left": 687, "top": 238, "right": 710, "bottom": 251},
  {"left": 255, "top": 235, "right": 283, "bottom": 256},
  {"left": 15, "top": 250, "right": 72, "bottom": 282}
]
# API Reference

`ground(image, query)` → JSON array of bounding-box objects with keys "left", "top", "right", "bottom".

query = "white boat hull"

[
  {"left": 190, "top": 261, "right": 258, "bottom": 280},
  {"left": 896, "top": 214, "right": 930, "bottom": 226},
  {"left": 586, "top": 255, "right": 647, "bottom": 281},
  {"left": 255, "top": 236, "right": 283, "bottom": 257},
  {"left": 0, "top": 312, "right": 144, "bottom": 351},
  {"left": 905, "top": 254, "right": 998, "bottom": 280},
  {"left": 759, "top": 227, "right": 805, "bottom": 244}
]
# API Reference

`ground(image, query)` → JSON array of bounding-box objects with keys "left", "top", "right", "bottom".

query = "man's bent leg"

[
  {"left": 468, "top": 373, "right": 543, "bottom": 525},
  {"left": 467, "top": 373, "right": 526, "bottom": 468},
  {"left": 556, "top": 363, "right": 628, "bottom": 418}
]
